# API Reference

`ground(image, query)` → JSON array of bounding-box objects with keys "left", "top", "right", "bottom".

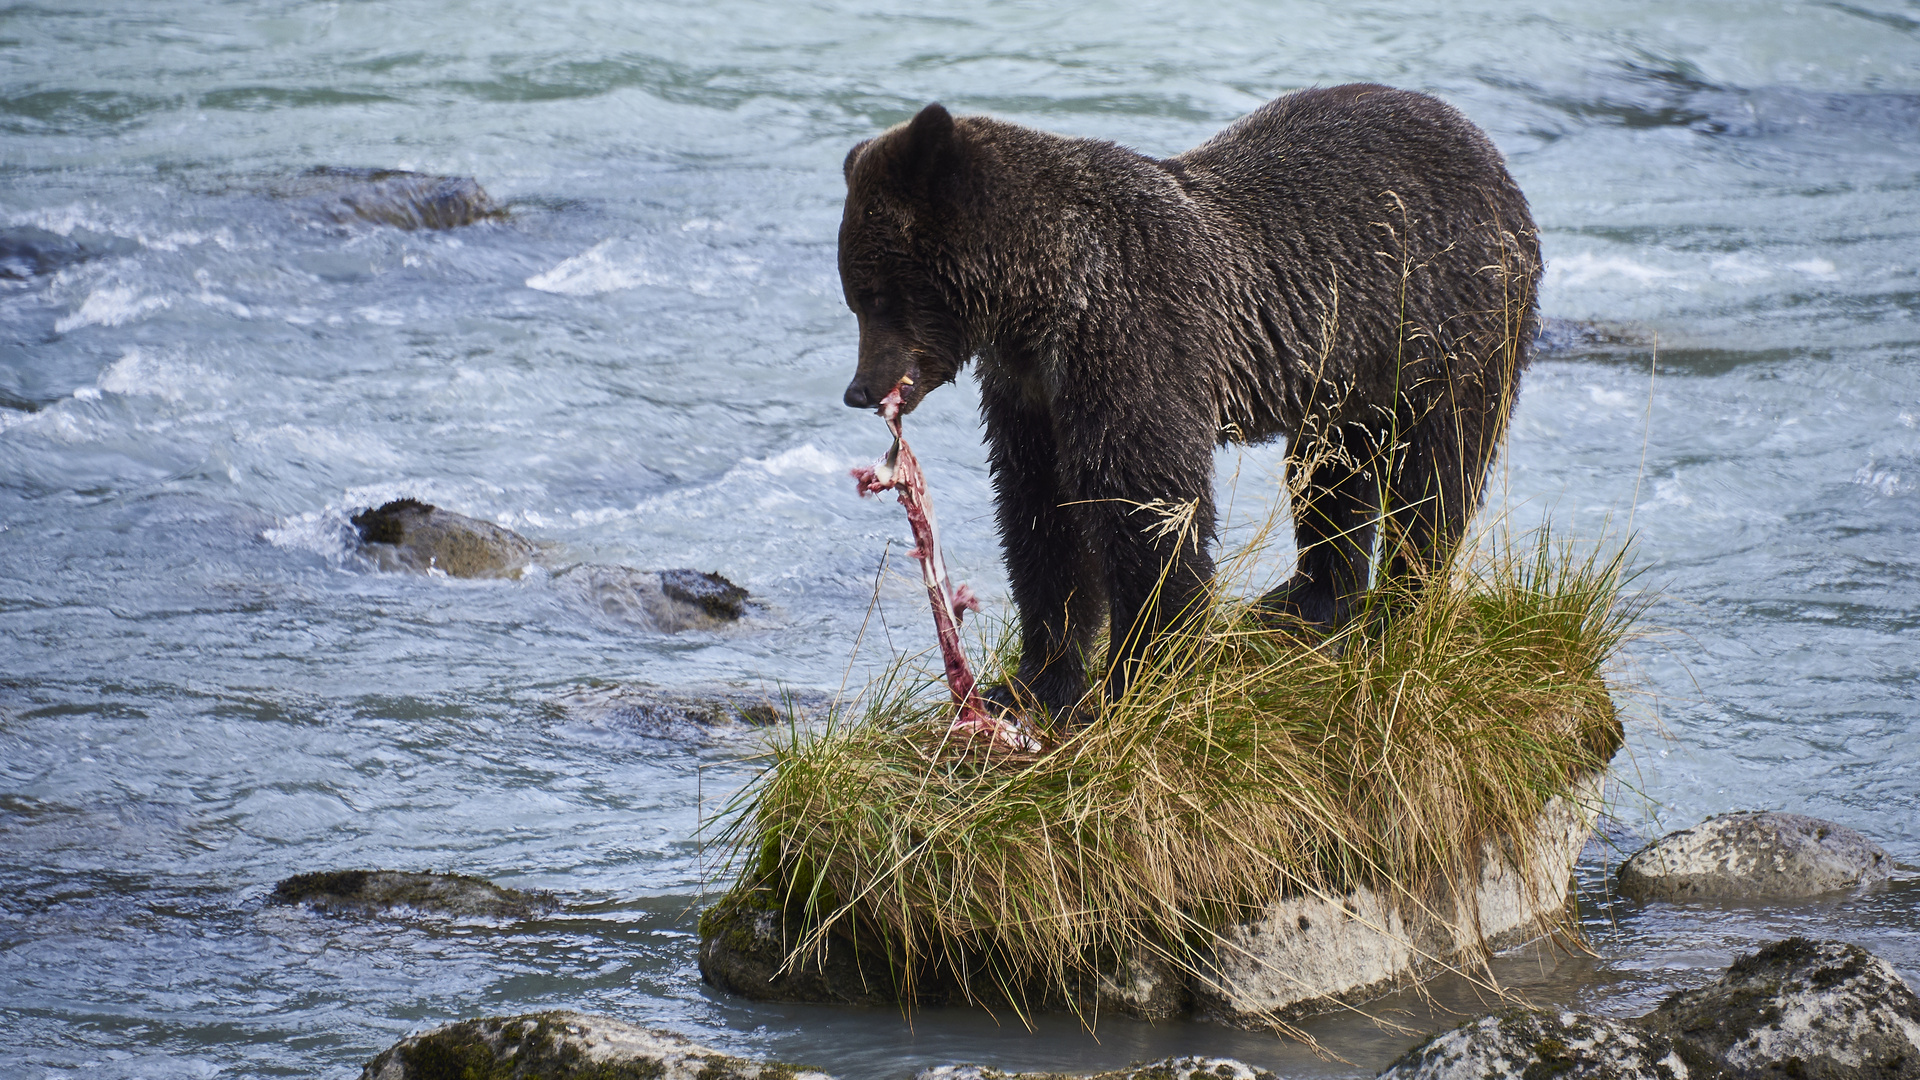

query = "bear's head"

[{"left": 838, "top": 103, "right": 981, "bottom": 415}]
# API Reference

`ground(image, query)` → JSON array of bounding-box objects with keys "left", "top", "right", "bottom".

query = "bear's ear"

[
  {"left": 904, "top": 102, "right": 955, "bottom": 158},
  {"left": 843, "top": 138, "right": 873, "bottom": 182},
  {"left": 892, "top": 103, "right": 964, "bottom": 202}
]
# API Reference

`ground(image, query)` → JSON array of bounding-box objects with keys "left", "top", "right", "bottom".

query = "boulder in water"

[
  {"left": 1618, "top": 812, "right": 1892, "bottom": 901},
  {"left": 0, "top": 225, "right": 131, "bottom": 279},
  {"left": 271, "top": 869, "right": 555, "bottom": 920},
  {"left": 1532, "top": 317, "right": 1657, "bottom": 356},
  {"left": 284, "top": 167, "right": 505, "bottom": 230},
  {"left": 563, "top": 564, "right": 753, "bottom": 631},
  {"left": 1644, "top": 938, "right": 1920, "bottom": 1080},
  {"left": 350, "top": 498, "right": 536, "bottom": 579},
  {"left": 1377, "top": 1008, "right": 1715, "bottom": 1080},
  {"left": 361, "top": 1011, "right": 828, "bottom": 1080},
  {"left": 553, "top": 682, "right": 807, "bottom": 741},
  {"left": 660, "top": 568, "right": 750, "bottom": 621}
]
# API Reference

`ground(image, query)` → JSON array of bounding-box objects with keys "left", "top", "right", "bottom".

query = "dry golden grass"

[{"left": 708, "top": 527, "right": 1637, "bottom": 1025}]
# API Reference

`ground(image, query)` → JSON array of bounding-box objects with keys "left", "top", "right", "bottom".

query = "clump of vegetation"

[{"left": 709, "top": 528, "right": 1640, "bottom": 1024}]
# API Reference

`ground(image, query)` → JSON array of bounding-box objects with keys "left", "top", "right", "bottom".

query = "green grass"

[{"left": 707, "top": 527, "right": 1639, "bottom": 1027}]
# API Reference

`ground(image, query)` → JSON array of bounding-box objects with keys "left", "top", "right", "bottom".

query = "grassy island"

[{"left": 704, "top": 533, "right": 1637, "bottom": 1027}]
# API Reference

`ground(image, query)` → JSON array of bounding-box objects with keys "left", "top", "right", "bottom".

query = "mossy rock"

[
  {"left": 1378, "top": 1008, "right": 1723, "bottom": 1080},
  {"left": 362, "top": 1011, "right": 825, "bottom": 1080},
  {"left": 351, "top": 499, "right": 537, "bottom": 579},
  {"left": 1644, "top": 938, "right": 1920, "bottom": 1080},
  {"left": 272, "top": 869, "right": 555, "bottom": 920}
]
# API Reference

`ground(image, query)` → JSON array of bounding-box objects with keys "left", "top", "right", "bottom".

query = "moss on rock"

[
  {"left": 362, "top": 1012, "right": 822, "bottom": 1080},
  {"left": 272, "top": 869, "right": 555, "bottom": 920}
]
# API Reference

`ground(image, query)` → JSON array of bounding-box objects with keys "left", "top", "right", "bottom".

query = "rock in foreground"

[
  {"left": 1378, "top": 1008, "right": 1711, "bottom": 1080},
  {"left": 363, "top": 1011, "right": 826, "bottom": 1080},
  {"left": 1645, "top": 938, "right": 1920, "bottom": 1080},
  {"left": 272, "top": 870, "right": 554, "bottom": 920},
  {"left": 1619, "top": 812, "right": 1892, "bottom": 901}
]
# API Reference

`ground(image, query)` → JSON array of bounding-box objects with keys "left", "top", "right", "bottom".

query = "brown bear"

[{"left": 838, "top": 85, "right": 1540, "bottom": 720}]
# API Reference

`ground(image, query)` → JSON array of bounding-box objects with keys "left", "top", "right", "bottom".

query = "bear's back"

[{"left": 1171, "top": 84, "right": 1522, "bottom": 258}]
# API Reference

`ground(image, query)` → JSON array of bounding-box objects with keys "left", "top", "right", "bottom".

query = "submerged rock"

[
  {"left": 351, "top": 498, "right": 537, "bottom": 579},
  {"left": 1531, "top": 316, "right": 1658, "bottom": 356},
  {"left": 362, "top": 1011, "right": 826, "bottom": 1080},
  {"left": 0, "top": 225, "right": 130, "bottom": 279},
  {"left": 554, "top": 683, "right": 808, "bottom": 740},
  {"left": 346, "top": 499, "right": 756, "bottom": 629},
  {"left": 1378, "top": 1008, "right": 1713, "bottom": 1080},
  {"left": 1644, "top": 938, "right": 1920, "bottom": 1080},
  {"left": 286, "top": 167, "right": 506, "bottom": 230},
  {"left": 1618, "top": 812, "right": 1892, "bottom": 901},
  {"left": 271, "top": 869, "right": 555, "bottom": 920},
  {"left": 563, "top": 565, "right": 753, "bottom": 632},
  {"left": 700, "top": 773, "right": 1603, "bottom": 1025}
]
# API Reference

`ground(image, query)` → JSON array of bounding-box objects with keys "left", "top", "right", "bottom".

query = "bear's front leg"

[
  {"left": 1058, "top": 394, "right": 1218, "bottom": 710},
  {"left": 983, "top": 390, "right": 1104, "bottom": 721}
]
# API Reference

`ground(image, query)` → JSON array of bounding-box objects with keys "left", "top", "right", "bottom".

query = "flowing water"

[{"left": 2, "top": 1, "right": 1916, "bottom": 1076}]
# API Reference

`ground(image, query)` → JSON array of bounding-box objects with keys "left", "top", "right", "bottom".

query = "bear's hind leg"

[
  {"left": 1257, "top": 423, "right": 1380, "bottom": 631},
  {"left": 1380, "top": 386, "right": 1499, "bottom": 590}
]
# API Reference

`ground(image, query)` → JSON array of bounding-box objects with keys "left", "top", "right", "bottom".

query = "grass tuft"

[{"left": 708, "top": 526, "right": 1639, "bottom": 1028}]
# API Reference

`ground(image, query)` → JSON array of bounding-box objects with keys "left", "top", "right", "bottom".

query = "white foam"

[
  {"left": 54, "top": 285, "right": 170, "bottom": 333},
  {"left": 96, "top": 347, "right": 220, "bottom": 403},
  {"left": 1853, "top": 463, "right": 1903, "bottom": 498},
  {"left": 750, "top": 443, "right": 846, "bottom": 477},
  {"left": 526, "top": 240, "right": 670, "bottom": 296},
  {"left": 1708, "top": 253, "right": 1773, "bottom": 284},
  {"left": 1546, "top": 252, "right": 1680, "bottom": 287},
  {"left": 568, "top": 443, "right": 852, "bottom": 526},
  {"left": 1789, "top": 257, "right": 1839, "bottom": 279}
]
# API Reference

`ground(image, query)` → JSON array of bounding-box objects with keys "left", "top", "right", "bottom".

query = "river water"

[{"left": 2, "top": 1, "right": 1915, "bottom": 1077}]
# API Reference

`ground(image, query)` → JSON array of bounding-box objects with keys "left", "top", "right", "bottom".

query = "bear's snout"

[{"left": 843, "top": 380, "right": 877, "bottom": 409}]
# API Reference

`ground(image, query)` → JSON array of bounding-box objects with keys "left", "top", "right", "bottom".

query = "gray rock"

[
  {"left": 361, "top": 1010, "right": 828, "bottom": 1080},
  {"left": 915, "top": 1058, "right": 1277, "bottom": 1080},
  {"left": 284, "top": 167, "right": 506, "bottom": 231},
  {"left": 346, "top": 498, "right": 757, "bottom": 630},
  {"left": 1619, "top": 812, "right": 1892, "bottom": 901},
  {"left": 1532, "top": 317, "right": 1658, "bottom": 356},
  {"left": 271, "top": 869, "right": 555, "bottom": 920},
  {"left": 351, "top": 498, "right": 537, "bottom": 579},
  {"left": 1644, "top": 938, "right": 1920, "bottom": 1080},
  {"left": 1378, "top": 1008, "right": 1713, "bottom": 1080},
  {"left": 660, "top": 568, "right": 751, "bottom": 621},
  {"left": 564, "top": 564, "right": 753, "bottom": 632},
  {"left": 1, "top": 225, "right": 132, "bottom": 279},
  {"left": 553, "top": 682, "right": 812, "bottom": 740}
]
